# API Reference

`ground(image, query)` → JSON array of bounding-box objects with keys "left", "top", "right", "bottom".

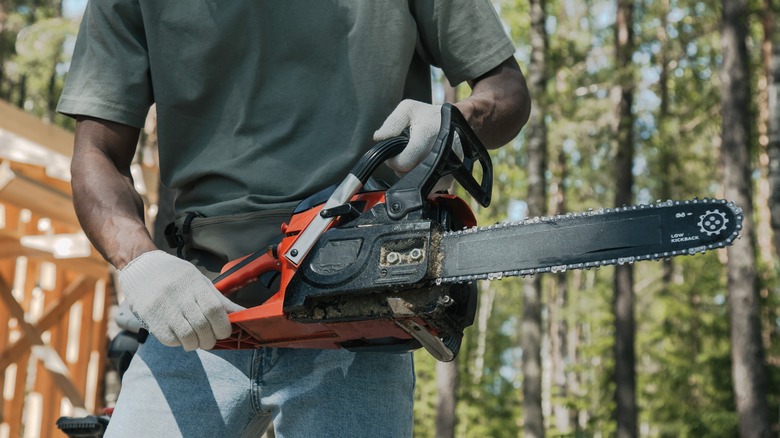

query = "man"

[{"left": 59, "top": 1, "right": 530, "bottom": 436}]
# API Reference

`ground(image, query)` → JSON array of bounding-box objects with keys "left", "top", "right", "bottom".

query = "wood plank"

[
  {"left": 5, "top": 351, "right": 30, "bottom": 438},
  {"left": 36, "top": 348, "right": 56, "bottom": 438},
  {"left": 37, "top": 268, "right": 66, "bottom": 438},
  {"left": 0, "top": 275, "right": 91, "bottom": 371},
  {"left": 72, "top": 283, "right": 95, "bottom": 410},
  {"left": 0, "top": 262, "right": 10, "bottom": 435},
  {"left": 91, "top": 277, "right": 111, "bottom": 414},
  {"left": 0, "top": 160, "right": 79, "bottom": 227},
  {"left": 0, "top": 99, "right": 74, "bottom": 158},
  {"left": 7, "top": 161, "right": 72, "bottom": 197},
  {"left": 0, "top": 228, "right": 108, "bottom": 277},
  {"left": 0, "top": 272, "right": 86, "bottom": 409}
]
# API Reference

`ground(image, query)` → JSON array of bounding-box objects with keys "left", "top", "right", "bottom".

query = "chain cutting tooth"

[{"left": 618, "top": 257, "right": 635, "bottom": 265}]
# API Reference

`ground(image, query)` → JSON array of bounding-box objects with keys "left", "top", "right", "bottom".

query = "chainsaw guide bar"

[{"left": 436, "top": 198, "right": 742, "bottom": 284}]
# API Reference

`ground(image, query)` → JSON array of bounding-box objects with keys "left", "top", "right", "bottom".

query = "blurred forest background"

[{"left": 1, "top": 0, "right": 779, "bottom": 437}]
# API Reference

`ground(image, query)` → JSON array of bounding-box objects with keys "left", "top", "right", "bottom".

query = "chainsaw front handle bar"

[{"left": 386, "top": 103, "right": 493, "bottom": 220}]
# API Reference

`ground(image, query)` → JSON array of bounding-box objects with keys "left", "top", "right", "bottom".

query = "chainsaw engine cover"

[{"left": 283, "top": 219, "right": 436, "bottom": 312}]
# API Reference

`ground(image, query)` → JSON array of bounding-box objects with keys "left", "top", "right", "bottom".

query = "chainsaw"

[{"left": 210, "top": 103, "right": 743, "bottom": 361}]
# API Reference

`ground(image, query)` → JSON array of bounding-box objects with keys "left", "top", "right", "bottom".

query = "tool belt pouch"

[{"left": 164, "top": 209, "right": 293, "bottom": 308}]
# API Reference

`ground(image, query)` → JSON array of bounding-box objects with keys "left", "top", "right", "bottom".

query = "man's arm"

[
  {"left": 71, "top": 116, "right": 242, "bottom": 351},
  {"left": 71, "top": 117, "right": 157, "bottom": 269},
  {"left": 374, "top": 56, "right": 531, "bottom": 180},
  {"left": 455, "top": 56, "right": 531, "bottom": 149}
]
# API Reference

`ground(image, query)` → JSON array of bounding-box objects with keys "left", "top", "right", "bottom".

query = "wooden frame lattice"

[{"left": 0, "top": 100, "right": 113, "bottom": 438}]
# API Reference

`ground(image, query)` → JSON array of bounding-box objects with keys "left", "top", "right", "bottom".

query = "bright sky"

[{"left": 63, "top": 0, "right": 86, "bottom": 19}]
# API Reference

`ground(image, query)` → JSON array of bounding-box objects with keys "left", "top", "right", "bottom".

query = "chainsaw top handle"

[{"left": 385, "top": 103, "right": 493, "bottom": 220}]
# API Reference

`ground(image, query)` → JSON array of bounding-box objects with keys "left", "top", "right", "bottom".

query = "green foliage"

[
  {"left": 0, "top": 1, "right": 77, "bottom": 128},
  {"left": 565, "top": 267, "right": 619, "bottom": 435},
  {"left": 456, "top": 282, "right": 524, "bottom": 437},
  {"left": 636, "top": 252, "right": 739, "bottom": 436},
  {"left": 639, "top": 0, "right": 722, "bottom": 201},
  {"left": 413, "top": 352, "right": 439, "bottom": 437},
  {"left": 14, "top": 17, "right": 76, "bottom": 122},
  {"left": 413, "top": 281, "right": 525, "bottom": 437}
]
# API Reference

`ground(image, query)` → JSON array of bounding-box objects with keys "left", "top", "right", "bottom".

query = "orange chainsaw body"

[{"left": 212, "top": 191, "right": 475, "bottom": 351}]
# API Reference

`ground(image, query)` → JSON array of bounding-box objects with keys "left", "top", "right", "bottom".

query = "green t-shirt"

[{"left": 58, "top": 1, "right": 516, "bottom": 218}]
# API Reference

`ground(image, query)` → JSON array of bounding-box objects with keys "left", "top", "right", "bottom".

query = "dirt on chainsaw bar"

[
  {"left": 293, "top": 286, "right": 448, "bottom": 323},
  {"left": 428, "top": 230, "right": 445, "bottom": 277}
]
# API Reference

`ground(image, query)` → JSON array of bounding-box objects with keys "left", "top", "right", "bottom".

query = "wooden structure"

[{"left": 0, "top": 99, "right": 113, "bottom": 438}]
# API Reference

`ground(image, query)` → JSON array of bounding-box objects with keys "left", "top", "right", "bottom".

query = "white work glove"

[
  {"left": 115, "top": 300, "right": 144, "bottom": 333},
  {"left": 373, "top": 99, "right": 463, "bottom": 193},
  {"left": 118, "top": 250, "right": 244, "bottom": 351}
]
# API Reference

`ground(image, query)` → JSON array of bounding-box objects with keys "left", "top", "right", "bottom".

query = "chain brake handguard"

[{"left": 385, "top": 103, "right": 492, "bottom": 219}]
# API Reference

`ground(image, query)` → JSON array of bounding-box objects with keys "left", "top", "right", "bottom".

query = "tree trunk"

[
  {"left": 435, "top": 81, "right": 460, "bottom": 438},
  {"left": 45, "top": 0, "right": 64, "bottom": 121},
  {"left": 472, "top": 283, "right": 496, "bottom": 384},
  {"left": 755, "top": 0, "right": 776, "bottom": 264},
  {"left": 768, "top": 8, "right": 780, "bottom": 260},
  {"left": 613, "top": 1, "right": 637, "bottom": 437},
  {"left": 720, "top": 1, "right": 773, "bottom": 436},
  {"left": 549, "top": 272, "right": 568, "bottom": 433},
  {"left": 522, "top": 0, "right": 547, "bottom": 436},
  {"left": 522, "top": 277, "right": 544, "bottom": 438},
  {"left": 435, "top": 360, "right": 458, "bottom": 438},
  {"left": 16, "top": 74, "right": 26, "bottom": 109},
  {"left": 567, "top": 271, "right": 583, "bottom": 431},
  {"left": 757, "top": 0, "right": 778, "bottom": 367},
  {"left": 549, "top": 141, "right": 570, "bottom": 433},
  {"left": 613, "top": 268, "right": 636, "bottom": 438},
  {"left": 657, "top": 0, "right": 676, "bottom": 287}
]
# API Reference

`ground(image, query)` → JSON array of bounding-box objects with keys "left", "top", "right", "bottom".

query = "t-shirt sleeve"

[
  {"left": 57, "top": 0, "right": 153, "bottom": 128},
  {"left": 410, "top": 0, "right": 517, "bottom": 86}
]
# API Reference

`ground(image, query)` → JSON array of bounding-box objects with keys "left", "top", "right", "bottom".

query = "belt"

[{"left": 163, "top": 211, "right": 201, "bottom": 258}]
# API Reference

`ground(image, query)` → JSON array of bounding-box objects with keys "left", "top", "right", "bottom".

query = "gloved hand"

[
  {"left": 373, "top": 99, "right": 463, "bottom": 193},
  {"left": 115, "top": 300, "right": 144, "bottom": 333},
  {"left": 118, "top": 250, "right": 244, "bottom": 351}
]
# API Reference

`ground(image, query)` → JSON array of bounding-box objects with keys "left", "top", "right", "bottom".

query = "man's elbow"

[
  {"left": 481, "top": 57, "right": 532, "bottom": 147},
  {"left": 516, "top": 80, "right": 532, "bottom": 133},
  {"left": 504, "top": 60, "right": 532, "bottom": 141}
]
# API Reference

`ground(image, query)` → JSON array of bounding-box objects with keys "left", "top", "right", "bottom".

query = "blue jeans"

[{"left": 106, "top": 336, "right": 414, "bottom": 437}]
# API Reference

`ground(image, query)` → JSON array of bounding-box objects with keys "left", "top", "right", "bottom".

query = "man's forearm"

[
  {"left": 455, "top": 57, "right": 531, "bottom": 149},
  {"left": 71, "top": 117, "right": 158, "bottom": 270}
]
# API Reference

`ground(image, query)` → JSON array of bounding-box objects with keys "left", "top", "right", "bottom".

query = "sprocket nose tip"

[{"left": 698, "top": 209, "right": 729, "bottom": 236}]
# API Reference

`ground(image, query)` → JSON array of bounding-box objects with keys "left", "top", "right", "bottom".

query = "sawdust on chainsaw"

[
  {"left": 429, "top": 231, "right": 445, "bottom": 277},
  {"left": 295, "top": 285, "right": 448, "bottom": 322},
  {"left": 304, "top": 294, "right": 391, "bottom": 321}
]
